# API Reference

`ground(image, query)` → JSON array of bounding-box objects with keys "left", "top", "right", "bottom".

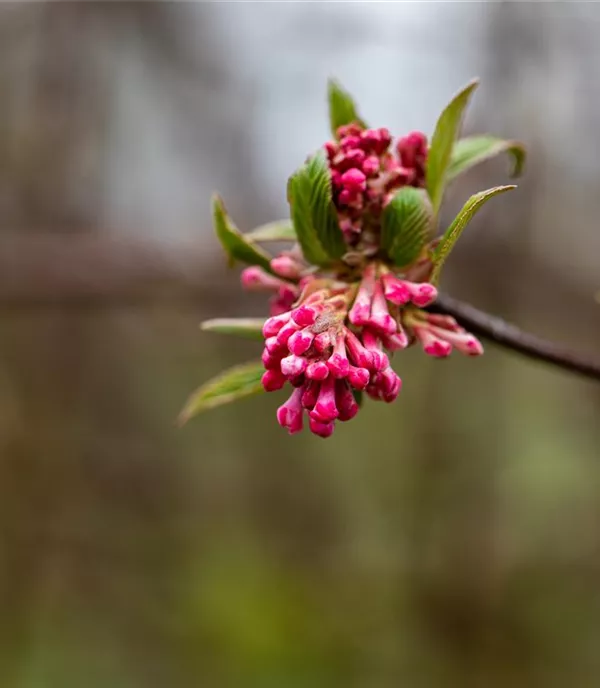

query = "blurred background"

[{"left": 1, "top": 3, "right": 600, "bottom": 687}]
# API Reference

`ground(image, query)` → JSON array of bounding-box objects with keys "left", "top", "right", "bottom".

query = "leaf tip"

[
  {"left": 508, "top": 142, "right": 527, "bottom": 177},
  {"left": 176, "top": 405, "right": 192, "bottom": 428},
  {"left": 327, "top": 76, "right": 340, "bottom": 91},
  {"left": 210, "top": 191, "right": 223, "bottom": 210},
  {"left": 461, "top": 77, "right": 480, "bottom": 94}
]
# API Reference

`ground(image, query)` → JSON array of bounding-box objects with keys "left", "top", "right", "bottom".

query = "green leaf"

[
  {"left": 448, "top": 136, "right": 526, "bottom": 181},
  {"left": 201, "top": 318, "right": 265, "bottom": 341},
  {"left": 327, "top": 79, "right": 367, "bottom": 137},
  {"left": 288, "top": 150, "right": 346, "bottom": 265},
  {"left": 430, "top": 185, "right": 516, "bottom": 284},
  {"left": 245, "top": 221, "right": 297, "bottom": 243},
  {"left": 178, "top": 361, "right": 265, "bottom": 425},
  {"left": 351, "top": 389, "right": 363, "bottom": 408},
  {"left": 426, "top": 79, "right": 479, "bottom": 216},
  {"left": 381, "top": 187, "right": 434, "bottom": 267},
  {"left": 212, "top": 194, "right": 273, "bottom": 273}
]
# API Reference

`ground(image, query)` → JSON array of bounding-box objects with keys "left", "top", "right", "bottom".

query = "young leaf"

[
  {"left": 430, "top": 185, "right": 516, "bottom": 284},
  {"left": 245, "top": 221, "right": 297, "bottom": 243},
  {"left": 381, "top": 187, "right": 434, "bottom": 267},
  {"left": 288, "top": 150, "right": 346, "bottom": 265},
  {"left": 426, "top": 79, "right": 479, "bottom": 216},
  {"left": 351, "top": 388, "right": 363, "bottom": 408},
  {"left": 178, "top": 361, "right": 265, "bottom": 425},
  {"left": 327, "top": 79, "right": 367, "bottom": 137},
  {"left": 448, "top": 136, "right": 526, "bottom": 181},
  {"left": 201, "top": 318, "right": 265, "bottom": 341},
  {"left": 212, "top": 194, "right": 273, "bottom": 273}
]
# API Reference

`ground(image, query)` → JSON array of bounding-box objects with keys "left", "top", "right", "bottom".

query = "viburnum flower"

[{"left": 180, "top": 78, "right": 525, "bottom": 437}]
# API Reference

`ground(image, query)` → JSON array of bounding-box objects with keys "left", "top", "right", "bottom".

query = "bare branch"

[
  {"left": 1, "top": 235, "right": 598, "bottom": 382},
  {"left": 432, "top": 293, "right": 600, "bottom": 382}
]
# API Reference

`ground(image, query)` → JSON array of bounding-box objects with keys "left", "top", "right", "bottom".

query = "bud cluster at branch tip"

[
  {"left": 326, "top": 123, "right": 427, "bottom": 247},
  {"left": 186, "top": 78, "right": 525, "bottom": 436}
]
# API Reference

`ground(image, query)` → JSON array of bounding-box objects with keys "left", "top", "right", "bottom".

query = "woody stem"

[{"left": 430, "top": 293, "right": 600, "bottom": 383}]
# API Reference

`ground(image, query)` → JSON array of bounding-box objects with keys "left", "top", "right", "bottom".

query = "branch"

[
  {"left": 432, "top": 293, "right": 600, "bottom": 383},
  {"left": 1, "top": 235, "right": 598, "bottom": 382}
]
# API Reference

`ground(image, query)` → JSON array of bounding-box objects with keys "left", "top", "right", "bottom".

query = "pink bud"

[
  {"left": 428, "top": 326, "right": 484, "bottom": 356},
  {"left": 340, "top": 135, "right": 361, "bottom": 151},
  {"left": 262, "top": 313, "right": 291, "bottom": 337},
  {"left": 308, "top": 416, "right": 335, "bottom": 438},
  {"left": 313, "top": 331, "right": 335, "bottom": 354},
  {"left": 406, "top": 281, "right": 438, "bottom": 307},
  {"left": 288, "top": 329, "right": 315, "bottom": 356},
  {"left": 324, "top": 141, "right": 337, "bottom": 160},
  {"left": 336, "top": 381, "right": 359, "bottom": 422},
  {"left": 359, "top": 129, "right": 382, "bottom": 153},
  {"left": 306, "top": 361, "right": 329, "bottom": 381},
  {"left": 381, "top": 273, "right": 411, "bottom": 306},
  {"left": 276, "top": 322, "right": 300, "bottom": 347},
  {"left": 265, "top": 336, "right": 286, "bottom": 355},
  {"left": 271, "top": 255, "right": 302, "bottom": 280},
  {"left": 397, "top": 131, "right": 428, "bottom": 168},
  {"left": 313, "top": 376, "right": 339, "bottom": 422},
  {"left": 365, "top": 383, "right": 382, "bottom": 401},
  {"left": 276, "top": 388, "right": 304, "bottom": 434},
  {"left": 376, "top": 127, "right": 392, "bottom": 151},
  {"left": 345, "top": 330, "right": 373, "bottom": 369},
  {"left": 330, "top": 169, "right": 342, "bottom": 188},
  {"left": 338, "top": 189, "right": 353, "bottom": 206},
  {"left": 301, "top": 380, "right": 320, "bottom": 409},
  {"left": 414, "top": 327, "right": 452, "bottom": 357},
  {"left": 340, "top": 168, "right": 367, "bottom": 191},
  {"left": 341, "top": 149, "right": 366, "bottom": 170},
  {"left": 241, "top": 267, "right": 284, "bottom": 292},
  {"left": 361, "top": 330, "right": 390, "bottom": 371},
  {"left": 362, "top": 155, "right": 380, "bottom": 177},
  {"left": 269, "top": 287, "right": 297, "bottom": 316},
  {"left": 327, "top": 333, "right": 350, "bottom": 378},
  {"left": 348, "top": 365, "right": 370, "bottom": 390},
  {"left": 425, "top": 314, "right": 462, "bottom": 332},
  {"left": 291, "top": 304, "right": 318, "bottom": 327},
  {"left": 337, "top": 123, "right": 363, "bottom": 139},
  {"left": 309, "top": 407, "right": 329, "bottom": 423},
  {"left": 368, "top": 279, "right": 397, "bottom": 335},
  {"left": 262, "top": 348, "right": 284, "bottom": 370},
  {"left": 464, "top": 337, "right": 484, "bottom": 356},
  {"left": 261, "top": 369, "right": 286, "bottom": 392},
  {"left": 382, "top": 329, "right": 409, "bottom": 351},
  {"left": 348, "top": 265, "right": 375, "bottom": 327},
  {"left": 377, "top": 367, "right": 402, "bottom": 403},
  {"left": 280, "top": 354, "right": 308, "bottom": 378}
]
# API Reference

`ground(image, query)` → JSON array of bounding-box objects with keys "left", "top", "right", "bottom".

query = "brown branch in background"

[{"left": 432, "top": 293, "right": 600, "bottom": 383}]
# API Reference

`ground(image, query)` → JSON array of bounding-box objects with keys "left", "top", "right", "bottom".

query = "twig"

[
  {"left": 0, "top": 235, "right": 598, "bottom": 381},
  {"left": 432, "top": 293, "right": 600, "bottom": 383}
]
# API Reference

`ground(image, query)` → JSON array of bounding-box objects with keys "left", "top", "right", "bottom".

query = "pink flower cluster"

[
  {"left": 241, "top": 259, "right": 483, "bottom": 438},
  {"left": 325, "top": 123, "right": 428, "bottom": 242},
  {"left": 235, "top": 118, "right": 484, "bottom": 438}
]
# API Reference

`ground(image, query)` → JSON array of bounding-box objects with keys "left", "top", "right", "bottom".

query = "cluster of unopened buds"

[
  {"left": 240, "top": 120, "right": 484, "bottom": 437},
  {"left": 243, "top": 255, "right": 482, "bottom": 437},
  {"left": 326, "top": 123, "right": 427, "bottom": 247},
  {"left": 183, "top": 78, "right": 523, "bottom": 438}
]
